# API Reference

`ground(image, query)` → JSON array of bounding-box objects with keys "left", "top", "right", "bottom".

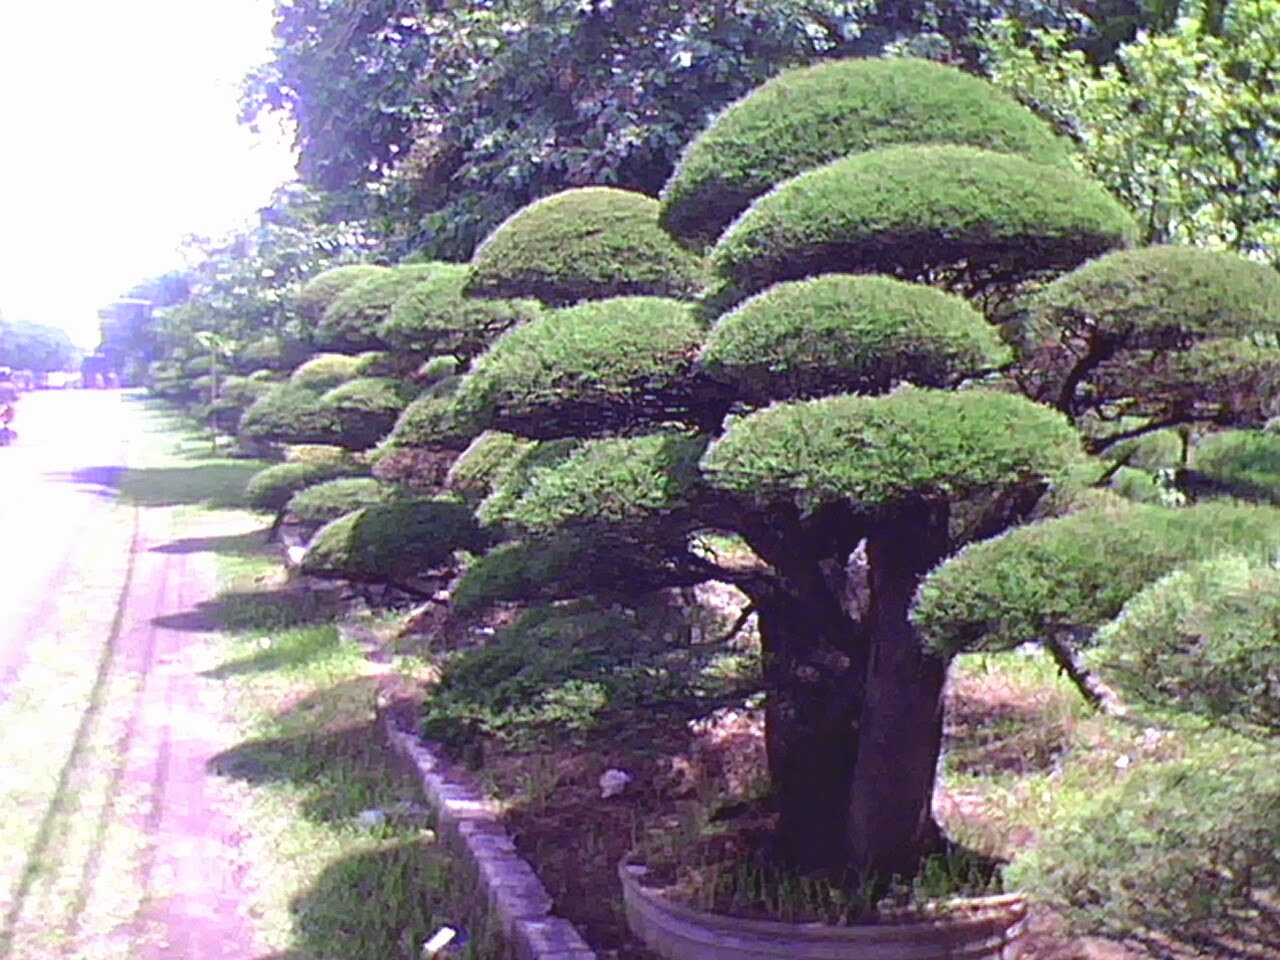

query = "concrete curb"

[{"left": 378, "top": 704, "right": 600, "bottom": 960}]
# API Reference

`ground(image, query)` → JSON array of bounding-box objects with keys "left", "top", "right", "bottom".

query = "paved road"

[
  {"left": 0, "top": 389, "right": 261, "bottom": 959},
  {"left": 0, "top": 389, "right": 133, "bottom": 700}
]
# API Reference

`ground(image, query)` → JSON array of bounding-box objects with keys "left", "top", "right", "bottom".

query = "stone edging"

[{"left": 378, "top": 705, "right": 600, "bottom": 960}]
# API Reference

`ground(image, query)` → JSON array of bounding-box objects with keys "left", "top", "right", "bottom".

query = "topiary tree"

[
  {"left": 314, "top": 262, "right": 444, "bottom": 352},
  {"left": 296, "top": 264, "right": 391, "bottom": 323},
  {"left": 403, "top": 57, "right": 1280, "bottom": 887},
  {"left": 464, "top": 187, "right": 707, "bottom": 306},
  {"left": 245, "top": 456, "right": 371, "bottom": 537},
  {"left": 285, "top": 476, "right": 398, "bottom": 530},
  {"left": 313, "top": 376, "right": 419, "bottom": 451},
  {"left": 300, "top": 498, "right": 488, "bottom": 593},
  {"left": 660, "top": 56, "right": 1074, "bottom": 247}
]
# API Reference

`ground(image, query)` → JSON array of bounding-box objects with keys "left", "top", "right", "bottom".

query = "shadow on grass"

[
  {"left": 249, "top": 841, "right": 493, "bottom": 960},
  {"left": 155, "top": 587, "right": 343, "bottom": 637},
  {"left": 152, "top": 529, "right": 272, "bottom": 557},
  {"left": 201, "top": 626, "right": 344, "bottom": 680},
  {"left": 119, "top": 462, "right": 266, "bottom": 509}
]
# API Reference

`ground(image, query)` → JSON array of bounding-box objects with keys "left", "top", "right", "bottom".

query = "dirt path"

[{"left": 121, "top": 508, "right": 261, "bottom": 960}]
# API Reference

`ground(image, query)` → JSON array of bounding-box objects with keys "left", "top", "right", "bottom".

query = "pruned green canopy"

[
  {"left": 466, "top": 187, "right": 707, "bottom": 306},
  {"left": 701, "top": 387, "right": 1080, "bottom": 511},
  {"left": 316, "top": 263, "right": 445, "bottom": 352},
  {"left": 296, "top": 264, "right": 390, "bottom": 323},
  {"left": 661, "top": 56, "right": 1073, "bottom": 247},
  {"left": 699, "top": 274, "right": 1010, "bottom": 404},
  {"left": 380, "top": 262, "right": 541, "bottom": 358},
  {"left": 454, "top": 296, "right": 728, "bottom": 439},
  {"left": 912, "top": 501, "right": 1280, "bottom": 656},
  {"left": 710, "top": 145, "right": 1137, "bottom": 307}
]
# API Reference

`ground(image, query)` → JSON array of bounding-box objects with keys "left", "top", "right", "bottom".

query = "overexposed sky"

[{"left": 0, "top": 1, "right": 297, "bottom": 348}]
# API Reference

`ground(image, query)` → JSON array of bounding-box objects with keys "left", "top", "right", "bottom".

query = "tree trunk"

[
  {"left": 753, "top": 584, "right": 868, "bottom": 873},
  {"left": 847, "top": 503, "right": 951, "bottom": 883}
]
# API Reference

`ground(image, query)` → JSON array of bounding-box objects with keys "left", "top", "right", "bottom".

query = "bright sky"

[{"left": 0, "top": 1, "right": 297, "bottom": 348}]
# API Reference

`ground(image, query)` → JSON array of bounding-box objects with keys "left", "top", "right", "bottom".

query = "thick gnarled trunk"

[{"left": 847, "top": 504, "right": 951, "bottom": 882}]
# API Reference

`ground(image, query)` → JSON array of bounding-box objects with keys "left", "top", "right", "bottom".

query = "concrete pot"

[{"left": 620, "top": 861, "right": 1028, "bottom": 960}]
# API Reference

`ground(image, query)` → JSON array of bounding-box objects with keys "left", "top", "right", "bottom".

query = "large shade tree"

[{"left": 413, "top": 55, "right": 1280, "bottom": 885}]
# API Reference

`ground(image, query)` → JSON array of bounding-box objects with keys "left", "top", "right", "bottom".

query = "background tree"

[{"left": 0, "top": 318, "right": 78, "bottom": 373}]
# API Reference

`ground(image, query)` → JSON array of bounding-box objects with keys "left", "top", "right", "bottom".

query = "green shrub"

[
  {"left": 380, "top": 262, "right": 541, "bottom": 358},
  {"left": 376, "top": 377, "right": 478, "bottom": 454},
  {"left": 702, "top": 387, "right": 1080, "bottom": 512},
  {"left": 235, "top": 335, "right": 289, "bottom": 372},
  {"left": 1030, "top": 247, "right": 1280, "bottom": 348},
  {"left": 208, "top": 375, "right": 275, "bottom": 431},
  {"left": 296, "top": 264, "right": 391, "bottom": 322},
  {"left": 419, "top": 355, "right": 460, "bottom": 382},
  {"left": 285, "top": 477, "right": 397, "bottom": 527},
  {"left": 661, "top": 56, "right": 1073, "bottom": 246},
  {"left": 244, "top": 459, "right": 370, "bottom": 514},
  {"left": 315, "top": 263, "right": 444, "bottom": 351},
  {"left": 300, "top": 498, "right": 486, "bottom": 584},
  {"left": 465, "top": 187, "right": 707, "bottom": 306},
  {"left": 445, "top": 431, "right": 535, "bottom": 505},
  {"left": 699, "top": 274, "right": 1009, "bottom": 404},
  {"left": 1093, "top": 554, "right": 1280, "bottom": 731},
  {"left": 238, "top": 383, "right": 335, "bottom": 445},
  {"left": 353, "top": 350, "right": 416, "bottom": 378},
  {"left": 1100, "top": 428, "right": 1185, "bottom": 470},
  {"left": 482, "top": 432, "right": 708, "bottom": 535},
  {"left": 453, "top": 296, "right": 716, "bottom": 440},
  {"left": 913, "top": 501, "right": 1280, "bottom": 656},
  {"left": 289, "top": 353, "right": 363, "bottom": 391},
  {"left": 315, "top": 376, "right": 417, "bottom": 451},
  {"left": 1009, "top": 754, "right": 1280, "bottom": 942},
  {"left": 1191, "top": 429, "right": 1280, "bottom": 502},
  {"left": 709, "top": 145, "right": 1138, "bottom": 308},
  {"left": 421, "top": 601, "right": 725, "bottom": 751}
]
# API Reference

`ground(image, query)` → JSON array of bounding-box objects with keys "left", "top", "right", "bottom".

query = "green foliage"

[
  {"left": 419, "top": 355, "right": 459, "bottom": 382},
  {"left": 315, "top": 263, "right": 443, "bottom": 351},
  {"left": 450, "top": 531, "right": 669, "bottom": 614},
  {"left": 1191, "top": 429, "right": 1280, "bottom": 502},
  {"left": 702, "top": 388, "right": 1080, "bottom": 511},
  {"left": 238, "top": 383, "right": 335, "bottom": 446},
  {"left": 710, "top": 145, "right": 1138, "bottom": 306},
  {"left": 1010, "top": 753, "right": 1280, "bottom": 942},
  {"left": 300, "top": 498, "right": 486, "bottom": 584},
  {"left": 453, "top": 296, "right": 713, "bottom": 439},
  {"left": 913, "top": 501, "right": 1280, "bottom": 656},
  {"left": 661, "top": 56, "right": 1072, "bottom": 246},
  {"left": 465, "top": 188, "right": 707, "bottom": 307},
  {"left": 289, "top": 353, "right": 362, "bottom": 391},
  {"left": 244, "top": 458, "right": 370, "bottom": 514},
  {"left": 295, "top": 264, "right": 391, "bottom": 322},
  {"left": 208, "top": 374, "right": 275, "bottom": 430},
  {"left": 1100, "top": 428, "right": 1184, "bottom": 470},
  {"left": 420, "top": 600, "right": 726, "bottom": 751},
  {"left": 376, "top": 377, "right": 480, "bottom": 455},
  {"left": 482, "top": 432, "right": 707, "bottom": 535},
  {"left": 985, "top": 8, "right": 1280, "bottom": 259},
  {"left": 315, "top": 376, "right": 417, "bottom": 451},
  {"left": 1094, "top": 554, "right": 1280, "bottom": 731},
  {"left": 285, "top": 477, "right": 397, "bottom": 527},
  {"left": 444, "top": 431, "right": 535, "bottom": 506},
  {"left": 352, "top": 351, "right": 411, "bottom": 378},
  {"left": 1028, "top": 246, "right": 1280, "bottom": 347},
  {"left": 699, "top": 274, "right": 1010, "bottom": 404},
  {"left": 379, "top": 263, "right": 541, "bottom": 358}
]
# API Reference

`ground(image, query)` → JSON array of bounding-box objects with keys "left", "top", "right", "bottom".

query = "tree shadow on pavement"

[{"left": 41, "top": 466, "right": 126, "bottom": 499}]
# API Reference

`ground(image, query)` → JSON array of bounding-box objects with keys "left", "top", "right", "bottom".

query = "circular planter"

[{"left": 619, "top": 861, "right": 1028, "bottom": 960}]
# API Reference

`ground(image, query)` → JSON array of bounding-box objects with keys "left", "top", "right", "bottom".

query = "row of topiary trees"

[{"left": 194, "top": 55, "right": 1280, "bottom": 919}]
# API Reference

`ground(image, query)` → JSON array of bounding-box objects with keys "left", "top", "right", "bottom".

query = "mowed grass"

[{"left": 205, "top": 552, "right": 499, "bottom": 960}]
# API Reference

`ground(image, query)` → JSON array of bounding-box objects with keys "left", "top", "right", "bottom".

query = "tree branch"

[{"left": 1044, "top": 633, "right": 1127, "bottom": 716}]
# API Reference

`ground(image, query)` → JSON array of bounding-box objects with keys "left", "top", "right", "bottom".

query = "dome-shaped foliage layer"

[
  {"left": 912, "top": 501, "right": 1280, "bottom": 656},
  {"left": 661, "top": 56, "right": 1073, "bottom": 246},
  {"left": 315, "top": 376, "right": 418, "bottom": 451},
  {"left": 244, "top": 458, "right": 370, "bottom": 514},
  {"left": 238, "top": 383, "right": 335, "bottom": 445},
  {"left": 1093, "top": 553, "right": 1280, "bottom": 731},
  {"left": 711, "top": 145, "right": 1137, "bottom": 307},
  {"left": 699, "top": 274, "right": 1010, "bottom": 404},
  {"left": 1030, "top": 246, "right": 1280, "bottom": 348},
  {"left": 380, "top": 262, "right": 542, "bottom": 358},
  {"left": 465, "top": 188, "right": 707, "bottom": 307},
  {"left": 301, "top": 498, "right": 486, "bottom": 583},
  {"left": 445, "top": 431, "right": 536, "bottom": 505},
  {"left": 701, "top": 388, "right": 1079, "bottom": 511},
  {"left": 285, "top": 477, "right": 397, "bottom": 527},
  {"left": 289, "top": 353, "right": 362, "bottom": 391},
  {"left": 296, "top": 264, "right": 391, "bottom": 322},
  {"left": 455, "top": 296, "right": 724, "bottom": 439},
  {"left": 316, "top": 263, "right": 445, "bottom": 352}
]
